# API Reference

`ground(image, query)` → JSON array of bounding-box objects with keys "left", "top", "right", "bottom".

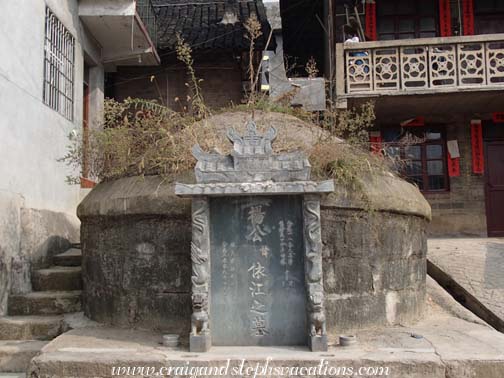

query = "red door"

[{"left": 485, "top": 141, "right": 504, "bottom": 237}]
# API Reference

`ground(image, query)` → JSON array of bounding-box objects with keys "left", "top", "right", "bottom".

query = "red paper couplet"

[
  {"left": 447, "top": 153, "right": 460, "bottom": 177},
  {"left": 462, "top": 0, "right": 474, "bottom": 35},
  {"left": 369, "top": 131, "right": 382, "bottom": 154},
  {"left": 471, "top": 120, "right": 484, "bottom": 174},
  {"left": 365, "top": 1, "right": 377, "bottom": 41},
  {"left": 439, "top": 0, "right": 452, "bottom": 37}
]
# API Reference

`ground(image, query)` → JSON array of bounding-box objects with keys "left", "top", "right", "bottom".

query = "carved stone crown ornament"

[
  {"left": 175, "top": 120, "right": 334, "bottom": 352},
  {"left": 192, "top": 121, "right": 311, "bottom": 184}
]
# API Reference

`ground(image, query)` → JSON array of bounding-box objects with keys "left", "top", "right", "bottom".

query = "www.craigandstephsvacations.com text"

[{"left": 111, "top": 358, "right": 391, "bottom": 377}]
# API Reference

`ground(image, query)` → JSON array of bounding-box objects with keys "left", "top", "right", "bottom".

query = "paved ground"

[
  {"left": 428, "top": 237, "right": 504, "bottom": 331},
  {"left": 25, "top": 281, "right": 504, "bottom": 378}
]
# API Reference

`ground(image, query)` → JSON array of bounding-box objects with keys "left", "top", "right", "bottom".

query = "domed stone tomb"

[{"left": 77, "top": 112, "right": 431, "bottom": 346}]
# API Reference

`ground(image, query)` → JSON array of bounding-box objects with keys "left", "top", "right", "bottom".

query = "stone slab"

[
  {"left": 0, "top": 316, "right": 64, "bottom": 341},
  {"left": 8, "top": 291, "right": 81, "bottom": 316},
  {"left": 210, "top": 196, "right": 306, "bottom": 346},
  {"left": 428, "top": 238, "right": 504, "bottom": 332},
  {"left": 175, "top": 180, "right": 334, "bottom": 197},
  {"left": 190, "top": 334, "right": 211, "bottom": 353},
  {"left": 27, "top": 311, "right": 504, "bottom": 378},
  {"left": 32, "top": 267, "right": 82, "bottom": 292},
  {"left": 53, "top": 249, "right": 82, "bottom": 267},
  {"left": 0, "top": 340, "right": 47, "bottom": 373}
]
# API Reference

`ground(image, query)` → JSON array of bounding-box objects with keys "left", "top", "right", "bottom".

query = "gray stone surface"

[
  {"left": 321, "top": 208, "right": 427, "bottom": 332},
  {"left": 0, "top": 191, "right": 24, "bottom": 316},
  {"left": 32, "top": 267, "right": 82, "bottom": 292},
  {"left": 175, "top": 180, "right": 334, "bottom": 197},
  {"left": 8, "top": 291, "right": 82, "bottom": 316},
  {"left": 0, "top": 316, "right": 64, "bottom": 341},
  {"left": 0, "top": 340, "right": 47, "bottom": 373},
  {"left": 11, "top": 208, "right": 79, "bottom": 296},
  {"left": 81, "top": 215, "right": 192, "bottom": 333},
  {"left": 78, "top": 174, "right": 430, "bottom": 334},
  {"left": 289, "top": 78, "right": 327, "bottom": 112},
  {"left": 428, "top": 238, "right": 504, "bottom": 331},
  {"left": 27, "top": 311, "right": 504, "bottom": 378},
  {"left": 52, "top": 249, "right": 81, "bottom": 267},
  {"left": 426, "top": 276, "right": 488, "bottom": 327},
  {"left": 210, "top": 196, "right": 306, "bottom": 346},
  {"left": 191, "top": 121, "right": 311, "bottom": 184},
  {"left": 19, "top": 208, "right": 80, "bottom": 270}
]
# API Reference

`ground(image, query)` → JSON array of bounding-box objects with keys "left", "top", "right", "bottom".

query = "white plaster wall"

[{"left": 0, "top": 0, "right": 102, "bottom": 215}]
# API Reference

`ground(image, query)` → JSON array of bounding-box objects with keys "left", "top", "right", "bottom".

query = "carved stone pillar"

[
  {"left": 189, "top": 197, "right": 211, "bottom": 352},
  {"left": 303, "top": 195, "right": 327, "bottom": 352}
]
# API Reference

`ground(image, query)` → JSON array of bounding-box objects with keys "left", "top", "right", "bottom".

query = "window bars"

[{"left": 43, "top": 7, "right": 75, "bottom": 121}]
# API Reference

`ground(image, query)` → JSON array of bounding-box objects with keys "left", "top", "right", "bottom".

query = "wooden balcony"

[{"left": 336, "top": 34, "right": 504, "bottom": 101}]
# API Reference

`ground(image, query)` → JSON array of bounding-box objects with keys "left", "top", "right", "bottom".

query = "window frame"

[
  {"left": 376, "top": 0, "right": 439, "bottom": 41},
  {"left": 43, "top": 7, "right": 75, "bottom": 121},
  {"left": 382, "top": 126, "right": 450, "bottom": 193}
]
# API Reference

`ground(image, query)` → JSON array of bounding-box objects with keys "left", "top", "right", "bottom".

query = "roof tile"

[{"left": 152, "top": 0, "right": 273, "bottom": 53}]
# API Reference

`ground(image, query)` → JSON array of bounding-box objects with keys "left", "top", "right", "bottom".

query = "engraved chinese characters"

[{"left": 210, "top": 196, "right": 307, "bottom": 346}]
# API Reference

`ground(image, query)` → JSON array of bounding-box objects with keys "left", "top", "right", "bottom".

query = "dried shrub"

[{"left": 175, "top": 35, "right": 210, "bottom": 119}]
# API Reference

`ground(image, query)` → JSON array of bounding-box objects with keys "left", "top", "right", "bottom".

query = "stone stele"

[{"left": 175, "top": 121, "right": 334, "bottom": 352}]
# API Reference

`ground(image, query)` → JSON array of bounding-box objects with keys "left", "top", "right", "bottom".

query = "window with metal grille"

[{"left": 43, "top": 7, "right": 75, "bottom": 121}]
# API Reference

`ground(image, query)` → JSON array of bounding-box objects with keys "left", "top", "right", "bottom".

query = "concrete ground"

[
  {"left": 26, "top": 279, "right": 504, "bottom": 378},
  {"left": 428, "top": 238, "right": 504, "bottom": 332}
]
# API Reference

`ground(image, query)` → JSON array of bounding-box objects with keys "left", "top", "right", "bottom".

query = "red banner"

[
  {"left": 369, "top": 131, "right": 382, "bottom": 154},
  {"left": 447, "top": 153, "right": 460, "bottom": 177},
  {"left": 439, "top": 0, "right": 452, "bottom": 37},
  {"left": 471, "top": 120, "right": 484, "bottom": 174},
  {"left": 365, "top": 1, "right": 377, "bottom": 41},
  {"left": 462, "top": 0, "right": 474, "bottom": 35},
  {"left": 492, "top": 112, "right": 504, "bottom": 123}
]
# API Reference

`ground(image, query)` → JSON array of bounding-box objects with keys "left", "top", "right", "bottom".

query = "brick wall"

[
  {"left": 427, "top": 116, "right": 487, "bottom": 237},
  {"left": 108, "top": 52, "right": 244, "bottom": 110}
]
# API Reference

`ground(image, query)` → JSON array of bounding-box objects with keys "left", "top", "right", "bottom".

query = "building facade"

[
  {"left": 0, "top": 0, "right": 159, "bottom": 315},
  {"left": 108, "top": 0, "right": 273, "bottom": 110},
  {"left": 331, "top": 0, "right": 504, "bottom": 237}
]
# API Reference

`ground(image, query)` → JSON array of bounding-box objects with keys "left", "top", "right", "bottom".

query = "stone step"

[
  {"left": 0, "top": 340, "right": 47, "bottom": 373},
  {"left": 0, "top": 316, "right": 64, "bottom": 341},
  {"left": 8, "top": 292, "right": 82, "bottom": 316},
  {"left": 53, "top": 248, "right": 81, "bottom": 267},
  {"left": 32, "top": 267, "right": 82, "bottom": 292}
]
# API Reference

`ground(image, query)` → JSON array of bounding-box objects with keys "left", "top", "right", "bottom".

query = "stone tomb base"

[{"left": 29, "top": 312, "right": 504, "bottom": 378}]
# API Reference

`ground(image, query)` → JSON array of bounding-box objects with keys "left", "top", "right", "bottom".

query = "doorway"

[{"left": 485, "top": 140, "right": 504, "bottom": 237}]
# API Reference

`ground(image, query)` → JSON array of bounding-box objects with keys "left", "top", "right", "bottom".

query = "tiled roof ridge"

[{"left": 154, "top": 0, "right": 273, "bottom": 53}]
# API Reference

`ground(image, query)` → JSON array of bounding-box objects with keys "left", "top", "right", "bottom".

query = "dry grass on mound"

[{"left": 59, "top": 99, "right": 394, "bottom": 189}]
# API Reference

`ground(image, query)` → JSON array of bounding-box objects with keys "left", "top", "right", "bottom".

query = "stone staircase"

[{"left": 0, "top": 245, "right": 82, "bottom": 373}]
